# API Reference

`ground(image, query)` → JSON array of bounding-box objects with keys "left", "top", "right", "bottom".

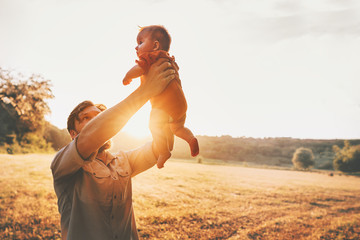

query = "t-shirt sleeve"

[{"left": 50, "top": 138, "right": 96, "bottom": 182}]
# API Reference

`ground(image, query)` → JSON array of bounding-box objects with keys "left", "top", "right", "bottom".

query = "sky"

[{"left": 1, "top": 0, "right": 360, "bottom": 139}]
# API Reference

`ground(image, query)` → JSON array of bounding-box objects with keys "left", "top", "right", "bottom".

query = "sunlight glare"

[{"left": 122, "top": 102, "right": 152, "bottom": 139}]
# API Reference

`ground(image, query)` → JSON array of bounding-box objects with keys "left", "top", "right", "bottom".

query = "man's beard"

[{"left": 98, "top": 140, "right": 112, "bottom": 153}]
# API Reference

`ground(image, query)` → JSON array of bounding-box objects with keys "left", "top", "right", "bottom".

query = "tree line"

[{"left": 171, "top": 135, "right": 360, "bottom": 171}]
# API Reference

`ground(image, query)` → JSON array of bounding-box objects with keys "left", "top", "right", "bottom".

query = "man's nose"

[{"left": 135, "top": 46, "right": 138, "bottom": 51}]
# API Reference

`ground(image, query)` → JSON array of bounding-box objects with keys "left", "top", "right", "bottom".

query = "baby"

[{"left": 123, "top": 25, "right": 199, "bottom": 168}]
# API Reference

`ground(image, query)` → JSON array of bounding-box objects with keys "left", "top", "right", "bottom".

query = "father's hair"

[
  {"left": 139, "top": 25, "right": 171, "bottom": 52},
  {"left": 67, "top": 100, "right": 107, "bottom": 133}
]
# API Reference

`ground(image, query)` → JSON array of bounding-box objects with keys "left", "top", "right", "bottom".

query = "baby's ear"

[{"left": 153, "top": 41, "right": 160, "bottom": 50}]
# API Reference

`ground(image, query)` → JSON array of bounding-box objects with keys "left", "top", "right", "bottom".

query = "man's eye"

[{"left": 80, "top": 116, "right": 89, "bottom": 122}]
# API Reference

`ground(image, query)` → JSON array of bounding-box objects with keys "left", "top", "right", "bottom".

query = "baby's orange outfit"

[{"left": 137, "top": 50, "right": 187, "bottom": 122}]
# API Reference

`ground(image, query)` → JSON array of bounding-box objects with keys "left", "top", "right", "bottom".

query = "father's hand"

[{"left": 141, "top": 58, "right": 178, "bottom": 98}]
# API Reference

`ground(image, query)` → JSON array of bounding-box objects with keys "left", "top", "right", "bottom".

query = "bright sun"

[{"left": 122, "top": 103, "right": 152, "bottom": 139}]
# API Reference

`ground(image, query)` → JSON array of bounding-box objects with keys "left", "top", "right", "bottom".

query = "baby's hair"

[{"left": 138, "top": 25, "right": 171, "bottom": 52}]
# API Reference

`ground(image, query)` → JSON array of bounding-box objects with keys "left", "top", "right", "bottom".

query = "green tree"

[
  {"left": 292, "top": 147, "right": 315, "bottom": 170},
  {"left": 43, "top": 123, "right": 71, "bottom": 151},
  {"left": 0, "top": 67, "right": 54, "bottom": 139},
  {"left": 333, "top": 141, "right": 360, "bottom": 172}
]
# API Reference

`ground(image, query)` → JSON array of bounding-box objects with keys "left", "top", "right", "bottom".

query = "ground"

[{"left": 0, "top": 154, "right": 359, "bottom": 239}]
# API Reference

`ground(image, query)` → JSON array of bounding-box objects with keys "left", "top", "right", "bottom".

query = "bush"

[
  {"left": 0, "top": 132, "right": 53, "bottom": 154},
  {"left": 292, "top": 147, "right": 314, "bottom": 170},
  {"left": 317, "top": 162, "right": 333, "bottom": 170},
  {"left": 333, "top": 141, "right": 360, "bottom": 173}
]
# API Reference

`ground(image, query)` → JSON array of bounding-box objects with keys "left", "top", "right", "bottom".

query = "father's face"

[{"left": 70, "top": 106, "right": 101, "bottom": 139}]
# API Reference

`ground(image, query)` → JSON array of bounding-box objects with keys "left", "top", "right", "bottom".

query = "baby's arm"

[{"left": 123, "top": 65, "right": 145, "bottom": 85}]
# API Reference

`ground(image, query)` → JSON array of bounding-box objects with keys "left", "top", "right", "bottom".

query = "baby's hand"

[{"left": 123, "top": 78, "right": 132, "bottom": 85}]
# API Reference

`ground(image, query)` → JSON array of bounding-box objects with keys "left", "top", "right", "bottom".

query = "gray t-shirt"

[{"left": 51, "top": 139, "right": 157, "bottom": 240}]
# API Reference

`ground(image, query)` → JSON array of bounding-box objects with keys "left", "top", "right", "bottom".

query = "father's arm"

[
  {"left": 51, "top": 138, "right": 90, "bottom": 182},
  {"left": 77, "top": 59, "right": 175, "bottom": 160},
  {"left": 125, "top": 142, "right": 160, "bottom": 177}
]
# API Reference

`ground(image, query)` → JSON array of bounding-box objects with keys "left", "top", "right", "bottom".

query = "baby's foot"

[
  {"left": 190, "top": 138, "right": 199, "bottom": 157},
  {"left": 123, "top": 78, "right": 132, "bottom": 85},
  {"left": 157, "top": 152, "right": 171, "bottom": 169}
]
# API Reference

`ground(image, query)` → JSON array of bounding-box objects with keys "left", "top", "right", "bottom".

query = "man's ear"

[
  {"left": 69, "top": 130, "right": 78, "bottom": 140},
  {"left": 153, "top": 41, "right": 160, "bottom": 51}
]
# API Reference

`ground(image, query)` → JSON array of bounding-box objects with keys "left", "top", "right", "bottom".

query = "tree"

[
  {"left": 43, "top": 123, "right": 71, "bottom": 151},
  {"left": 0, "top": 67, "right": 54, "bottom": 139},
  {"left": 333, "top": 141, "right": 360, "bottom": 173},
  {"left": 292, "top": 147, "right": 314, "bottom": 170}
]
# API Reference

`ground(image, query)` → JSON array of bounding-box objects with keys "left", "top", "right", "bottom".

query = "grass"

[
  {"left": 0, "top": 154, "right": 60, "bottom": 239},
  {"left": 0, "top": 154, "right": 360, "bottom": 239}
]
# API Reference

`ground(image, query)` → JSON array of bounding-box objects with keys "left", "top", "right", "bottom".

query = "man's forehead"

[{"left": 79, "top": 106, "right": 101, "bottom": 116}]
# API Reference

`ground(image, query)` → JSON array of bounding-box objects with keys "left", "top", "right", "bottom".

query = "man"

[{"left": 51, "top": 59, "right": 176, "bottom": 240}]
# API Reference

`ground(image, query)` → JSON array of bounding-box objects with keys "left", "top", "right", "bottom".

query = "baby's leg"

[
  {"left": 150, "top": 108, "right": 172, "bottom": 168},
  {"left": 157, "top": 151, "right": 171, "bottom": 169},
  {"left": 164, "top": 123, "right": 174, "bottom": 151},
  {"left": 170, "top": 116, "right": 199, "bottom": 157}
]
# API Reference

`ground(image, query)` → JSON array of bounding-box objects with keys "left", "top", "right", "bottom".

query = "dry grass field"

[{"left": 0, "top": 154, "right": 359, "bottom": 239}]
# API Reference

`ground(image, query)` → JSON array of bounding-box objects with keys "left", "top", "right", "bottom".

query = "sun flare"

[{"left": 122, "top": 103, "right": 152, "bottom": 139}]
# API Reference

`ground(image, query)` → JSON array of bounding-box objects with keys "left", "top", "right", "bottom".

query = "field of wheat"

[{"left": 0, "top": 154, "right": 359, "bottom": 239}]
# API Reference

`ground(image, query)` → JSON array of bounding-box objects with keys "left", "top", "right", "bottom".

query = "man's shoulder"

[
  {"left": 50, "top": 140, "right": 76, "bottom": 170},
  {"left": 51, "top": 142, "right": 68, "bottom": 164}
]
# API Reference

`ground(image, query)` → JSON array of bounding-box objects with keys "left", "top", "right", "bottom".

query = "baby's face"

[{"left": 135, "top": 31, "right": 155, "bottom": 56}]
